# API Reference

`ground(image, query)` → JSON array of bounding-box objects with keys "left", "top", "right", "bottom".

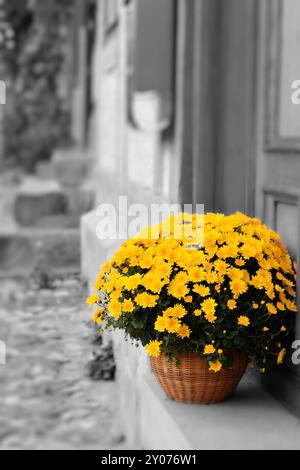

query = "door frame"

[{"left": 175, "top": 0, "right": 258, "bottom": 215}]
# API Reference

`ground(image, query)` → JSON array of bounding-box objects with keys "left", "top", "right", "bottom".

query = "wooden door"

[
  {"left": 178, "top": 0, "right": 257, "bottom": 215},
  {"left": 213, "top": 0, "right": 257, "bottom": 216},
  {"left": 255, "top": 0, "right": 300, "bottom": 415}
]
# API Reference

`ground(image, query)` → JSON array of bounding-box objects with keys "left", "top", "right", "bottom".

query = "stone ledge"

[
  {"left": 138, "top": 371, "right": 300, "bottom": 450},
  {"left": 111, "top": 329, "right": 300, "bottom": 450}
]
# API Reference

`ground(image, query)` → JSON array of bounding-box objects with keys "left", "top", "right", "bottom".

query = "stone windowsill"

[{"left": 110, "top": 328, "right": 300, "bottom": 450}]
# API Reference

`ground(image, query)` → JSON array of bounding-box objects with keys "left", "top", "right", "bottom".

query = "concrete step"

[
  {"left": 14, "top": 178, "right": 68, "bottom": 227},
  {"left": 14, "top": 177, "right": 94, "bottom": 227},
  {"left": 0, "top": 228, "right": 80, "bottom": 276}
]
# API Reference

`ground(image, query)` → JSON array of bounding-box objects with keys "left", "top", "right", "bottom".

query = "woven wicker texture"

[{"left": 150, "top": 352, "right": 248, "bottom": 404}]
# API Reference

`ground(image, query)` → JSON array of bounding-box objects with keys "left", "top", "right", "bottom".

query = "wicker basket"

[{"left": 150, "top": 352, "right": 248, "bottom": 404}]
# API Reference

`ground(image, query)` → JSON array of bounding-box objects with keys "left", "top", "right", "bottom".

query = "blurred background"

[
  {"left": 2, "top": 0, "right": 300, "bottom": 264},
  {"left": 1, "top": 0, "right": 300, "bottom": 449}
]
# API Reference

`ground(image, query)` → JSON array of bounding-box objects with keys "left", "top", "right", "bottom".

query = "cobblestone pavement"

[{"left": 0, "top": 276, "right": 125, "bottom": 450}]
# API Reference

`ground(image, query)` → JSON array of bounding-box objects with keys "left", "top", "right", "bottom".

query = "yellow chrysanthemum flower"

[
  {"left": 154, "top": 262, "right": 172, "bottom": 278},
  {"left": 277, "top": 348, "right": 286, "bottom": 364},
  {"left": 227, "top": 299, "right": 236, "bottom": 310},
  {"left": 168, "top": 281, "right": 189, "bottom": 299},
  {"left": 194, "top": 309, "right": 202, "bottom": 316},
  {"left": 122, "top": 299, "right": 134, "bottom": 313},
  {"left": 282, "top": 276, "right": 294, "bottom": 288},
  {"left": 286, "top": 300, "right": 297, "bottom": 312},
  {"left": 235, "top": 258, "right": 245, "bottom": 267},
  {"left": 170, "top": 304, "right": 187, "bottom": 318},
  {"left": 108, "top": 298, "right": 122, "bottom": 319},
  {"left": 154, "top": 316, "right": 167, "bottom": 332},
  {"left": 92, "top": 307, "right": 104, "bottom": 324},
  {"left": 165, "top": 317, "right": 181, "bottom": 333},
  {"left": 174, "top": 271, "right": 189, "bottom": 283},
  {"left": 217, "top": 244, "right": 238, "bottom": 259},
  {"left": 139, "top": 252, "right": 154, "bottom": 269},
  {"left": 266, "top": 303, "right": 277, "bottom": 315},
  {"left": 142, "top": 275, "right": 163, "bottom": 293},
  {"left": 204, "top": 344, "right": 215, "bottom": 355},
  {"left": 94, "top": 274, "right": 104, "bottom": 291},
  {"left": 287, "top": 286, "right": 296, "bottom": 297},
  {"left": 86, "top": 292, "right": 98, "bottom": 307},
  {"left": 238, "top": 315, "right": 250, "bottom": 327},
  {"left": 193, "top": 284, "right": 210, "bottom": 297},
  {"left": 229, "top": 267, "right": 244, "bottom": 281},
  {"left": 135, "top": 292, "right": 158, "bottom": 308},
  {"left": 276, "top": 302, "right": 285, "bottom": 312},
  {"left": 230, "top": 279, "right": 248, "bottom": 297},
  {"left": 201, "top": 297, "right": 217, "bottom": 315},
  {"left": 188, "top": 266, "right": 205, "bottom": 282},
  {"left": 205, "top": 271, "right": 219, "bottom": 284},
  {"left": 240, "top": 244, "right": 259, "bottom": 259},
  {"left": 205, "top": 311, "right": 217, "bottom": 323},
  {"left": 214, "top": 259, "right": 229, "bottom": 275},
  {"left": 266, "top": 288, "right": 275, "bottom": 300},
  {"left": 146, "top": 340, "right": 162, "bottom": 358},
  {"left": 177, "top": 324, "right": 191, "bottom": 339},
  {"left": 203, "top": 260, "right": 213, "bottom": 271},
  {"left": 214, "top": 284, "right": 221, "bottom": 293},
  {"left": 209, "top": 360, "right": 222, "bottom": 372},
  {"left": 125, "top": 274, "right": 142, "bottom": 291}
]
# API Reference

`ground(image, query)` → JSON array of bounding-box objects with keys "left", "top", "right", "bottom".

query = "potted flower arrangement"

[{"left": 87, "top": 212, "right": 297, "bottom": 404}]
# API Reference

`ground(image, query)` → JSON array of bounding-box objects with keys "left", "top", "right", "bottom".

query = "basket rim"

[{"left": 151, "top": 350, "right": 248, "bottom": 362}]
